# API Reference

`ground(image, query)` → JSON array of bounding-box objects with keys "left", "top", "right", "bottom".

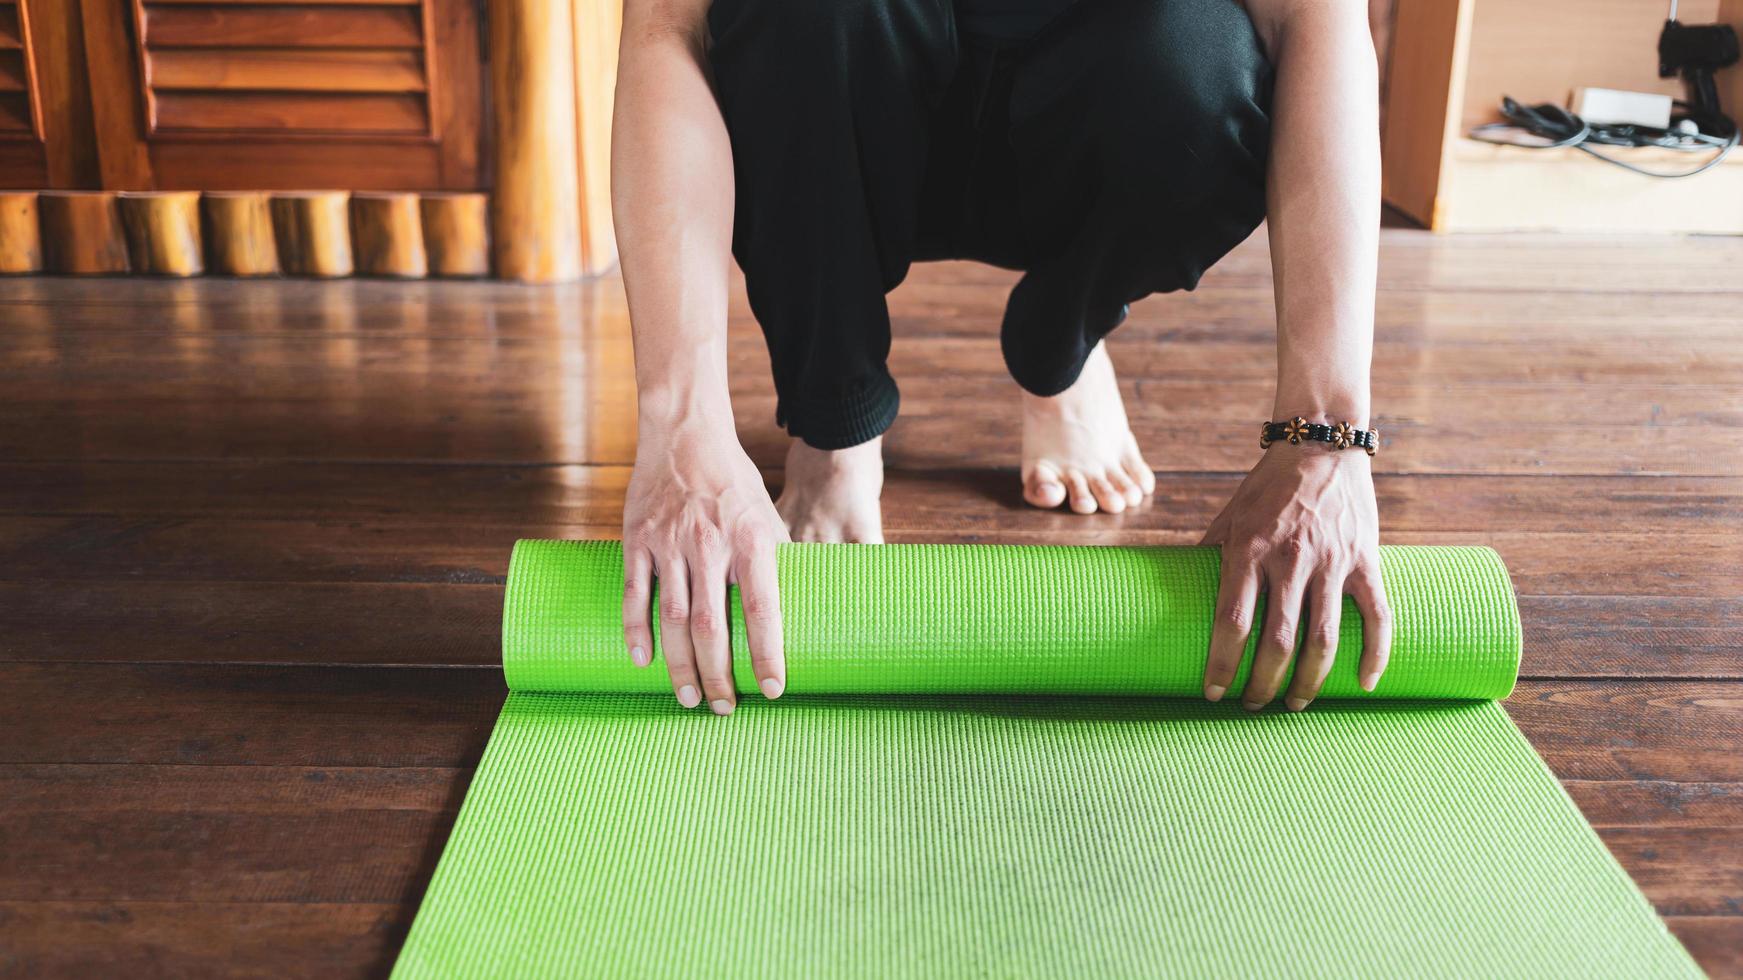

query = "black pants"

[{"left": 708, "top": 0, "right": 1273, "bottom": 449}]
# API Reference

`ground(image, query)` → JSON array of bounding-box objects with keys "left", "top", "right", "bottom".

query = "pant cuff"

[{"left": 779, "top": 373, "right": 901, "bottom": 450}]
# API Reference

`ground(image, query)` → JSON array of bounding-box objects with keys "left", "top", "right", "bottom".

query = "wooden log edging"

[
  {"left": 5, "top": 190, "right": 507, "bottom": 279},
  {"left": 203, "top": 192, "right": 281, "bottom": 277},
  {"left": 0, "top": 192, "right": 42, "bottom": 274},
  {"left": 39, "top": 191, "right": 130, "bottom": 275},
  {"left": 272, "top": 191, "right": 355, "bottom": 278},
  {"left": 119, "top": 191, "right": 205, "bottom": 277},
  {"left": 420, "top": 192, "right": 491, "bottom": 278},
  {"left": 350, "top": 192, "right": 428, "bottom": 279}
]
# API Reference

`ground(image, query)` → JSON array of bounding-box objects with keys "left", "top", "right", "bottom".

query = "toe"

[
  {"left": 1110, "top": 469, "right": 1143, "bottom": 507},
  {"left": 1023, "top": 464, "right": 1068, "bottom": 510},
  {"left": 1065, "top": 472, "right": 1097, "bottom": 514},
  {"left": 1089, "top": 473, "right": 1126, "bottom": 514},
  {"left": 1123, "top": 450, "right": 1156, "bottom": 496}
]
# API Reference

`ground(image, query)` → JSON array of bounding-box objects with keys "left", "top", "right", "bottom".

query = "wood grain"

[
  {"left": 149, "top": 48, "right": 427, "bottom": 94},
  {"left": 349, "top": 191, "right": 426, "bottom": 278},
  {"left": 155, "top": 92, "right": 428, "bottom": 134},
  {"left": 36, "top": 191, "right": 127, "bottom": 274},
  {"left": 141, "top": 5, "right": 423, "bottom": 49},
  {"left": 202, "top": 191, "right": 281, "bottom": 276},
  {"left": 118, "top": 190, "right": 204, "bottom": 276},
  {"left": 488, "top": 0, "right": 581, "bottom": 281},
  {"left": 0, "top": 189, "right": 40, "bottom": 272},
  {"left": 418, "top": 192, "right": 489, "bottom": 277},
  {"left": 270, "top": 191, "right": 352, "bottom": 277}
]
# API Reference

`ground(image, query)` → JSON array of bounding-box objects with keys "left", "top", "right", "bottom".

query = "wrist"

[
  {"left": 636, "top": 376, "right": 735, "bottom": 435},
  {"left": 1272, "top": 378, "right": 1370, "bottom": 429}
]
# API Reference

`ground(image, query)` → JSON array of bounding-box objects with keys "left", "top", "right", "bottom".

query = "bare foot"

[
  {"left": 1022, "top": 342, "right": 1157, "bottom": 514},
  {"left": 776, "top": 437, "right": 886, "bottom": 543}
]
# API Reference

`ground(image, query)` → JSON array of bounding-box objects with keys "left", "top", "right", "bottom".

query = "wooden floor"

[{"left": 2, "top": 229, "right": 1741, "bottom": 977}]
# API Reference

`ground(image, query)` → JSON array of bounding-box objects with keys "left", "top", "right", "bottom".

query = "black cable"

[{"left": 1468, "top": 95, "right": 1738, "bottom": 178}]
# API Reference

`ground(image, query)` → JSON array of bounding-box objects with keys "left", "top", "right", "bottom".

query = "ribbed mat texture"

[{"left": 394, "top": 540, "right": 1697, "bottom": 978}]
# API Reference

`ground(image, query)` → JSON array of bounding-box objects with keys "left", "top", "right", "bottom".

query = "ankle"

[{"left": 786, "top": 437, "right": 883, "bottom": 480}]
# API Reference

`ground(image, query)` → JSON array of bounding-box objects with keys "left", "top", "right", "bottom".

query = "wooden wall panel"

[{"left": 75, "top": 0, "right": 482, "bottom": 191}]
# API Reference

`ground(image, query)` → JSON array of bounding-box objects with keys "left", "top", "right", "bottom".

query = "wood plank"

[
  {"left": 1565, "top": 780, "right": 1743, "bottom": 829},
  {"left": 0, "top": 764, "right": 463, "bottom": 903},
  {"left": 142, "top": 5, "right": 423, "bottom": 48},
  {"left": 0, "top": 7, "right": 19, "bottom": 48},
  {"left": 154, "top": 92, "right": 426, "bottom": 133},
  {"left": 0, "top": 901, "right": 410, "bottom": 980},
  {"left": 0, "top": 580, "right": 505, "bottom": 667},
  {"left": 149, "top": 48, "right": 426, "bottom": 94},
  {"left": 0, "top": 464, "right": 1738, "bottom": 536},
  {"left": 1667, "top": 917, "right": 1743, "bottom": 980},
  {"left": 1507, "top": 682, "right": 1743, "bottom": 783},
  {"left": 2, "top": 663, "right": 502, "bottom": 767}
]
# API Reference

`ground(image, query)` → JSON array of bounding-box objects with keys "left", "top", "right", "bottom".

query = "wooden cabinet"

[{"left": 0, "top": 0, "right": 486, "bottom": 191}]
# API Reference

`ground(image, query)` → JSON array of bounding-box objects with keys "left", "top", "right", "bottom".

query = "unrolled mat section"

[{"left": 394, "top": 541, "right": 1698, "bottom": 978}]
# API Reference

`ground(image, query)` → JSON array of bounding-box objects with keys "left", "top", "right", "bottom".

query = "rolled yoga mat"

[{"left": 394, "top": 541, "right": 1698, "bottom": 978}]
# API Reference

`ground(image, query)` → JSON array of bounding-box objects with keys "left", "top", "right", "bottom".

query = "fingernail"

[
  {"left": 1359, "top": 672, "right": 1380, "bottom": 692},
  {"left": 709, "top": 699, "right": 735, "bottom": 716},
  {"left": 760, "top": 677, "right": 784, "bottom": 700},
  {"left": 1204, "top": 684, "right": 1226, "bottom": 702},
  {"left": 630, "top": 645, "right": 648, "bottom": 667},
  {"left": 1242, "top": 700, "right": 1264, "bottom": 713},
  {"left": 1285, "top": 697, "right": 1310, "bottom": 712},
  {"left": 677, "top": 685, "right": 700, "bottom": 708}
]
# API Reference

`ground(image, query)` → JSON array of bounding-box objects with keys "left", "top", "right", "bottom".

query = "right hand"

[{"left": 621, "top": 421, "right": 789, "bottom": 714}]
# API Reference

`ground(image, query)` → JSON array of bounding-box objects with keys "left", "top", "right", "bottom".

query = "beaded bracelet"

[{"left": 1259, "top": 417, "right": 1379, "bottom": 456}]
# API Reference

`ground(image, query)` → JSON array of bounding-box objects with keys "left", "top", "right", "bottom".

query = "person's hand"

[
  {"left": 1199, "top": 444, "right": 1391, "bottom": 711},
  {"left": 622, "top": 418, "right": 789, "bottom": 714}
]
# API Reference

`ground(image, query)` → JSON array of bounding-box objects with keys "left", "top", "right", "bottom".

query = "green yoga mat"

[{"left": 395, "top": 541, "right": 1697, "bottom": 978}]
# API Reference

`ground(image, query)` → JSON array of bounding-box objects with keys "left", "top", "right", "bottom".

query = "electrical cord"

[{"left": 1468, "top": 96, "right": 1739, "bottom": 178}]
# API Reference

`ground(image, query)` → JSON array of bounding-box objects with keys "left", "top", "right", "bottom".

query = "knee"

[{"left": 1094, "top": 0, "right": 1273, "bottom": 172}]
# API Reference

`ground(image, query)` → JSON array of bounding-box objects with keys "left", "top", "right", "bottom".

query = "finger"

[
  {"left": 735, "top": 539, "right": 785, "bottom": 700},
  {"left": 1285, "top": 570, "right": 1346, "bottom": 711},
  {"left": 1204, "top": 554, "right": 1260, "bottom": 701},
  {"left": 1065, "top": 472, "right": 1096, "bottom": 514},
  {"left": 622, "top": 544, "right": 655, "bottom": 668},
  {"left": 689, "top": 552, "right": 736, "bottom": 715},
  {"left": 1023, "top": 463, "right": 1067, "bottom": 509},
  {"left": 655, "top": 558, "right": 702, "bottom": 708},
  {"left": 1088, "top": 473, "right": 1126, "bottom": 514},
  {"left": 1244, "top": 559, "right": 1312, "bottom": 711},
  {"left": 1349, "top": 561, "right": 1394, "bottom": 692}
]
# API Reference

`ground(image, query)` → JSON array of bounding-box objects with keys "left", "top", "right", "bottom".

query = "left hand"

[{"left": 1199, "top": 444, "right": 1392, "bottom": 711}]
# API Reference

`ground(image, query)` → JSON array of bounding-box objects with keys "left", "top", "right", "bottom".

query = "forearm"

[
  {"left": 612, "top": 0, "right": 736, "bottom": 434},
  {"left": 1261, "top": 0, "right": 1379, "bottom": 425}
]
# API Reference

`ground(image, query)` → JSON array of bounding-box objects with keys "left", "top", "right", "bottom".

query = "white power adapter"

[{"left": 1572, "top": 87, "right": 1675, "bottom": 128}]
